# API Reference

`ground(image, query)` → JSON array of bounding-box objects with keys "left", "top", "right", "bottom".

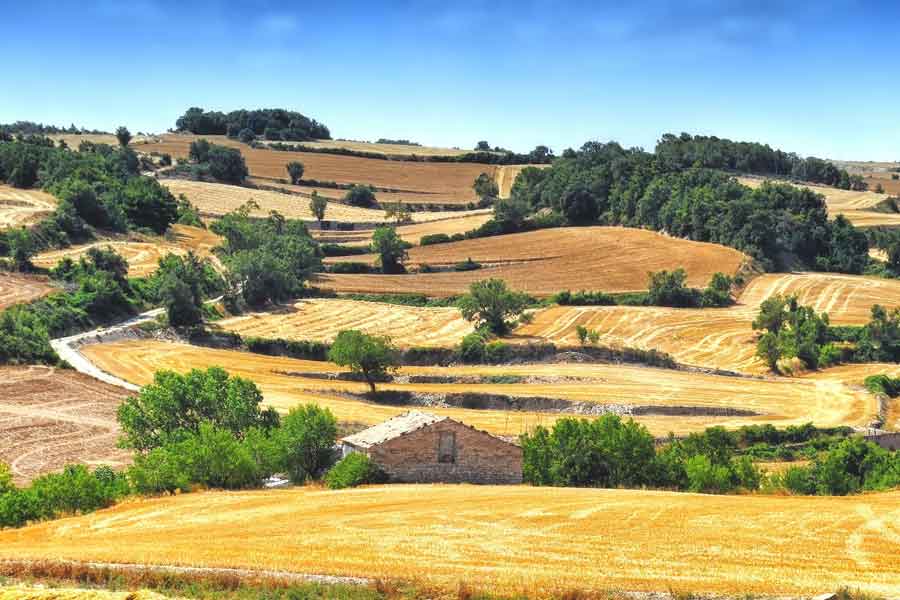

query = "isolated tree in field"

[
  {"left": 344, "top": 184, "right": 377, "bottom": 208},
  {"left": 286, "top": 161, "right": 305, "bottom": 185},
  {"left": 238, "top": 128, "right": 256, "bottom": 144},
  {"left": 371, "top": 226, "right": 408, "bottom": 273},
  {"left": 309, "top": 191, "right": 327, "bottom": 222},
  {"left": 475, "top": 141, "right": 491, "bottom": 151},
  {"left": 117, "top": 366, "right": 279, "bottom": 451},
  {"left": 473, "top": 172, "right": 499, "bottom": 203},
  {"left": 384, "top": 201, "right": 412, "bottom": 224},
  {"left": 328, "top": 330, "right": 399, "bottom": 394},
  {"left": 458, "top": 278, "right": 530, "bottom": 335},
  {"left": 115, "top": 126, "right": 131, "bottom": 147}
]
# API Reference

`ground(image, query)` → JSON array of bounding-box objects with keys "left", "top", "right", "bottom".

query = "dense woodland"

[
  {"left": 175, "top": 107, "right": 331, "bottom": 141},
  {"left": 0, "top": 121, "right": 107, "bottom": 136}
]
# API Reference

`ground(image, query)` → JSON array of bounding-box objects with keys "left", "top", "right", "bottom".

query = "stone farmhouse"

[{"left": 340, "top": 411, "right": 523, "bottom": 484}]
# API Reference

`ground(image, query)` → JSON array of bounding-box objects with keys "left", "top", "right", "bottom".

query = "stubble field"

[
  {"left": 0, "top": 366, "right": 129, "bottom": 485},
  {"left": 317, "top": 227, "right": 748, "bottom": 297},
  {"left": 0, "top": 271, "right": 55, "bottom": 311},
  {"left": 2, "top": 485, "right": 898, "bottom": 596},
  {"left": 0, "top": 184, "right": 57, "bottom": 228}
]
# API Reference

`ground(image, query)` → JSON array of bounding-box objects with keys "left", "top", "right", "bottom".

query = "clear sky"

[{"left": 2, "top": 0, "right": 898, "bottom": 160}]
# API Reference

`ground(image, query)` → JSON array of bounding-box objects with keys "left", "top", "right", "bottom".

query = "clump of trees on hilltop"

[{"left": 175, "top": 107, "right": 331, "bottom": 141}]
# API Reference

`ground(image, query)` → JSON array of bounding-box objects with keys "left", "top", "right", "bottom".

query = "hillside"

[
  {"left": 0, "top": 184, "right": 57, "bottom": 227},
  {"left": 2, "top": 485, "right": 898, "bottom": 596},
  {"left": 0, "top": 271, "right": 54, "bottom": 311}
]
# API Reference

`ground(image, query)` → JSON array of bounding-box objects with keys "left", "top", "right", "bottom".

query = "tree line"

[{"left": 175, "top": 107, "right": 330, "bottom": 142}]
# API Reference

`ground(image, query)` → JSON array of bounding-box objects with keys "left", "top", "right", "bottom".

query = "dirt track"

[{"left": 3, "top": 485, "right": 898, "bottom": 596}]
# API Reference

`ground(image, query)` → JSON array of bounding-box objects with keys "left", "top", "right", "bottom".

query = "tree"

[
  {"left": 875, "top": 183, "right": 885, "bottom": 194},
  {"left": 238, "top": 128, "right": 256, "bottom": 144},
  {"left": 646, "top": 268, "right": 700, "bottom": 307},
  {"left": 492, "top": 197, "right": 530, "bottom": 232},
  {"left": 160, "top": 272, "right": 202, "bottom": 327},
  {"left": 384, "top": 201, "right": 412, "bottom": 224},
  {"left": 188, "top": 138, "right": 211, "bottom": 163},
  {"left": 6, "top": 228, "right": 35, "bottom": 271},
  {"left": 371, "top": 226, "right": 407, "bottom": 274},
  {"left": 475, "top": 141, "right": 491, "bottom": 151},
  {"left": 275, "top": 404, "right": 338, "bottom": 483},
  {"left": 286, "top": 161, "right": 305, "bottom": 185},
  {"left": 115, "top": 126, "right": 131, "bottom": 147},
  {"left": 116, "top": 367, "right": 279, "bottom": 451},
  {"left": 457, "top": 278, "right": 530, "bottom": 335},
  {"left": 561, "top": 185, "right": 598, "bottom": 224},
  {"left": 344, "top": 184, "right": 377, "bottom": 208},
  {"left": 328, "top": 330, "right": 399, "bottom": 394},
  {"left": 207, "top": 146, "right": 248, "bottom": 184},
  {"left": 473, "top": 172, "right": 499, "bottom": 203},
  {"left": 309, "top": 191, "right": 327, "bottom": 223}
]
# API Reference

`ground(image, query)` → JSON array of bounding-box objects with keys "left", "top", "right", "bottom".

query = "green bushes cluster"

[
  {"left": 325, "top": 453, "right": 386, "bottom": 489},
  {"left": 458, "top": 331, "right": 510, "bottom": 363},
  {"left": 328, "top": 261, "right": 374, "bottom": 274},
  {"left": 553, "top": 271, "right": 735, "bottom": 308},
  {"left": 864, "top": 374, "right": 900, "bottom": 397},
  {"left": 175, "top": 107, "right": 330, "bottom": 141},
  {"left": 320, "top": 243, "right": 369, "bottom": 257}
]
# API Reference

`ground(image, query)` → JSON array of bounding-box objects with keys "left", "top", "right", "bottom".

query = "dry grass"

[
  {"left": 517, "top": 272, "right": 900, "bottom": 373},
  {"left": 0, "top": 586, "right": 171, "bottom": 599},
  {"left": 140, "top": 135, "right": 490, "bottom": 204},
  {"left": 0, "top": 272, "right": 55, "bottom": 311},
  {"left": 1, "top": 485, "right": 898, "bottom": 596},
  {"left": 0, "top": 366, "right": 130, "bottom": 486},
  {"left": 80, "top": 340, "right": 877, "bottom": 436},
  {"left": 49, "top": 134, "right": 159, "bottom": 148},
  {"left": 739, "top": 176, "right": 900, "bottom": 228},
  {"left": 32, "top": 225, "right": 220, "bottom": 277},
  {"left": 216, "top": 298, "right": 473, "bottom": 348},
  {"left": 272, "top": 138, "right": 472, "bottom": 157},
  {"left": 800, "top": 362, "right": 900, "bottom": 430},
  {"left": 317, "top": 227, "right": 747, "bottom": 297},
  {"left": 0, "top": 184, "right": 57, "bottom": 228}
]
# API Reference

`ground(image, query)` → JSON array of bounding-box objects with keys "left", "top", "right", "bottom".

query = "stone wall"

[
  {"left": 367, "top": 420, "right": 522, "bottom": 484},
  {"left": 865, "top": 432, "right": 900, "bottom": 451}
]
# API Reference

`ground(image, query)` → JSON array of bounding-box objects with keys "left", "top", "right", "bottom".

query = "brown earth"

[
  {"left": 0, "top": 185, "right": 57, "bottom": 229},
  {"left": 0, "top": 271, "right": 55, "bottom": 311}
]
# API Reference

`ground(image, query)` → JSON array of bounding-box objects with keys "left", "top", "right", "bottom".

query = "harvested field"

[
  {"left": 0, "top": 271, "right": 54, "bottom": 311},
  {"left": 216, "top": 298, "right": 473, "bottom": 347},
  {"left": 0, "top": 366, "right": 130, "bottom": 486},
  {"left": 517, "top": 272, "right": 900, "bottom": 373},
  {"left": 32, "top": 225, "right": 220, "bottom": 277},
  {"left": 2, "top": 485, "right": 898, "bottom": 596},
  {"left": 163, "top": 179, "right": 485, "bottom": 224},
  {"left": 270, "top": 138, "right": 472, "bottom": 157},
  {"left": 0, "top": 184, "right": 57, "bottom": 228},
  {"left": 802, "top": 363, "right": 900, "bottom": 430},
  {"left": 494, "top": 164, "right": 547, "bottom": 198},
  {"left": 739, "top": 176, "right": 900, "bottom": 228},
  {"left": 312, "top": 212, "right": 492, "bottom": 247},
  {"left": 80, "top": 340, "right": 877, "bottom": 436},
  {"left": 0, "top": 586, "right": 170, "bottom": 600},
  {"left": 318, "top": 227, "right": 748, "bottom": 297},
  {"left": 140, "top": 135, "right": 490, "bottom": 204},
  {"left": 247, "top": 177, "right": 461, "bottom": 207},
  {"left": 50, "top": 134, "right": 158, "bottom": 148}
]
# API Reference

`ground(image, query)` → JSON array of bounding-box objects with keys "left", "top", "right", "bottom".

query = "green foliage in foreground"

[
  {"left": 865, "top": 374, "right": 900, "bottom": 397},
  {"left": 325, "top": 453, "right": 386, "bottom": 490}
]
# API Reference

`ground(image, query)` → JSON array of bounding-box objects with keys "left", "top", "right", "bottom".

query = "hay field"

[
  {"left": 0, "top": 184, "right": 57, "bottom": 228},
  {"left": 317, "top": 227, "right": 747, "bottom": 297},
  {"left": 216, "top": 298, "right": 473, "bottom": 347},
  {"left": 802, "top": 362, "right": 900, "bottom": 430},
  {"left": 739, "top": 176, "right": 900, "bottom": 228},
  {"left": 517, "top": 272, "right": 900, "bottom": 373},
  {"left": 275, "top": 138, "right": 472, "bottom": 157},
  {"left": 0, "top": 271, "right": 54, "bottom": 311},
  {"left": 32, "top": 225, "right": 220, "bottom": 277},
  {"left": 311, "top": 212, "right": 492, "bottom": 247},
  {"left": 80, "top": 340, "right": 876, "bottom": 436},
  {"left": 0, "top": 366, "right": 129, "bottom": 486},
  {"left": 140, "top": 135, "right": 489, "bottom": 204},
  {"left": 3, "top": 485, "right": 898, "bottom": 596}
]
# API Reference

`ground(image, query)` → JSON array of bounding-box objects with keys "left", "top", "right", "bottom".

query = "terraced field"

[
  {"left": 80, "top": 340, "right": 877, "bottom": 436},
  {"left": 140, "top": 135, "right": 489, "bottom": 204},
  {"left": 3, "top": 485, "right": 898, "bottom": 596},
  {"left": 0, "top": 366, "right": 129, "bottom": 485},
  {"left": 0, "top": 271, "right": 54, "bottom": 310},
  {"left": 317, "top": 227, "right": 748, "bottom": 297},
  {"left": 32, "top": 225, "right": 220, "bottom": 277},
  {"left": 217, "top": 298, "right": 473, "bottom": 347},
  {"left": 0, "top": 184, "right": 57, "bottom": 228},
  {"left": 739, "top": 176, "right": 900, "bottom": 228},
  {"left": 517, "top": 272, "right": 900, "bottom": 373}
]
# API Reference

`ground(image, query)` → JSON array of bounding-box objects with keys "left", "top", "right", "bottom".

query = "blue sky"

[{"left": 2, "top": 0, "right": 898, "bottom": 160}]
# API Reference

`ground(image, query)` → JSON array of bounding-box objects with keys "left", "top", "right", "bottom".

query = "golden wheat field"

[
  {"left": 79, "top": 340, "right": 877, "bottom": 436},
  {"left": 216, "top": 298, "right": 474, "bottom": 347},
  {"left": 273, "top": 138, "right": 472, "bottom": 157},
  {"left": 0, "top": 184, "right": 57, "bottom": 228},
  {"left": 738, "top": 176, "right": 900, "bottom": 228},
  {"left": 0, "top": 587, "right": 171, "bottom": 600},
  {"left": 517, "top": 272, "right": 900, "bottom": 373},
  {"left": 49, "top": 134, "right": 158, "bottom": 148},
  {"left": 2, "top": 485, "right": 898, "bottom": 596},
  {"left": 0, "top": 271, "right": 54, "bottom": 311},
  {"left": 317, "top": 227, "right": 748, "bottom": 297},
  {"left": 140, "top": 135, "right": 491, "bottom": 204}
]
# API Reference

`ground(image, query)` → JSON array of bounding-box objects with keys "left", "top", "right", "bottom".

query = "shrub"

[
  {"left": 329, "top": 261, "right": 374, "bottom": 274},
  {"left": 325, "top": 453, "right": 386, "bottom": 489},
  {"left": 207, "top": 146, "right": 248, "bottom": 184},
  {"left": 420, "top": 233, "right": 451, "bottom": 246},
  {"left": 459, "top": 332, "right": 487, "bottom": 363},
  {"left": 0, "top": 488, "right": 40, "bottom": 528},
  {"left": 286, "top": 161, "right": 305, "bottom": 185},
  {"left": 344, "top": 184, "right": 377, "bottom": 208},
  {"left": 275, "top": 404, "right": 338, "bottom": 483},
  {"left": 685, "top": 455, "right": 733, "bottom": 493},
  {"left": 453, "top": 257, "right": 481, "bottom": 271}
]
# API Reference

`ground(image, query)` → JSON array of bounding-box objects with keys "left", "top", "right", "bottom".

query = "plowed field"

[
  {"left": 3, "top": 485, "right": 898, "bottom": 596},
  {"left": 0, "top": 366, "right": 130, "bottom": 485},
  {"left": 217, "top": 298, "right": 473, "bottom": 347},
  {"left": 317, "top": 227, "right": 748, "bottom": 297},
  {"left": 140, "top": 135, "right": 490, "bottom": 204},
  {"left": 0, "top": 271, "right": 54, "bottom": 310},
  {"left": 517, "top": 272, "right": 900, "bottom": 373},
  {"left": 80, "top": 340, "right": 876, "bottom": 436},
  {"left": 0, "top": 184, "right": 57, "bottom": 228}
]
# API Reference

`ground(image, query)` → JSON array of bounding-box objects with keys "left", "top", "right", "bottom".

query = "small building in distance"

[{"left": 340, "top": 411, "right": 522, "bottom": 484}]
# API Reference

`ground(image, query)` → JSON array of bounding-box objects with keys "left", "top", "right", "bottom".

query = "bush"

[
  {"left": 459, "top": 332, "right": 487, "bottom": 363},
  {"left": 275, "top": 405, "right": 338, "bottom": 483},
  {"left": 685, "top": 455, "right": 733, "bottom": 493},
  {"left": 344, "top": 184, "right": 377, "bottom": 208},
  {"left": 328, "top": 261, "right": 374, "bottom": 274},
  {"left": 320, "top": 243, "right": 369, "bottom": 257},
  {"left": 553, "top": 290, "right": 616, "bottom": 306},
  {"left": 420, "top": 233, "right": 451, "bottom": 246},
  {"left": 207, "top": 145, "right": 248, "bottom": 184},
  {"left": 325, "top": 453, "right": 386, "bottom": 489},
  {"left": 453, "top": 257, "right": 481, "bottom": 271}
]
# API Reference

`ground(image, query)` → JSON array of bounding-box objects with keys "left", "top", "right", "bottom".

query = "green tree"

[
  {"left": 371, "top": 226, "right": 408, "bottom": 274},
  {"left": 328, "top": 330, "right": 399, "bottom": 394},
  {"left": 475, "top": 141, "right": 491, "bottom": 151},
  {"left": 492, "top": 197, "right": 530, "bottom": 232},
  {"left": 115, "top": 126, "right": 131, "bottom": 147},
  {"left": 275, "top": 404, "right": 338, "bottom": 483},
  {"left": 207, "top": 146, "right": 248, "bottom": 184},
  {"left": 286, "top": 161, "right": 305, "bottom": 185},
  {"left": 116, "top": 367, "right": 279, "bottom": 451},
  {"left": 646, "top": 268, "right": 700, "bottom": 307},
  {"left": 473, "top": 172, "right": 499, "bottom": 203},
  {"left": 344, "top": 184, "right": 377, "bottom": 208},
  {"left": 160, "top": 273, "right": 202, "bottom": 327},
  {"left": 309, "top": 191, "right": 327, "bottom": 223},
  {"left": 457, "top": 278, "right": 530, "bottom": 335},
  {"left": 325, "top": 453, "right": 385, "bottom": 489},
  {"left": 6, "top": 228, "right": 35, "bottom": 271},
  {"left": 384, "top": 201, "right": 412, "bottom": 224},
  {"left": 188, "top": 138, "right": 211, "bottom": 163},
  {"left": 0, "top": 462, "right": 13, "bottom": 494},
  {"left": 561, "top": 185, "right": 598, "bottom": 224}
]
